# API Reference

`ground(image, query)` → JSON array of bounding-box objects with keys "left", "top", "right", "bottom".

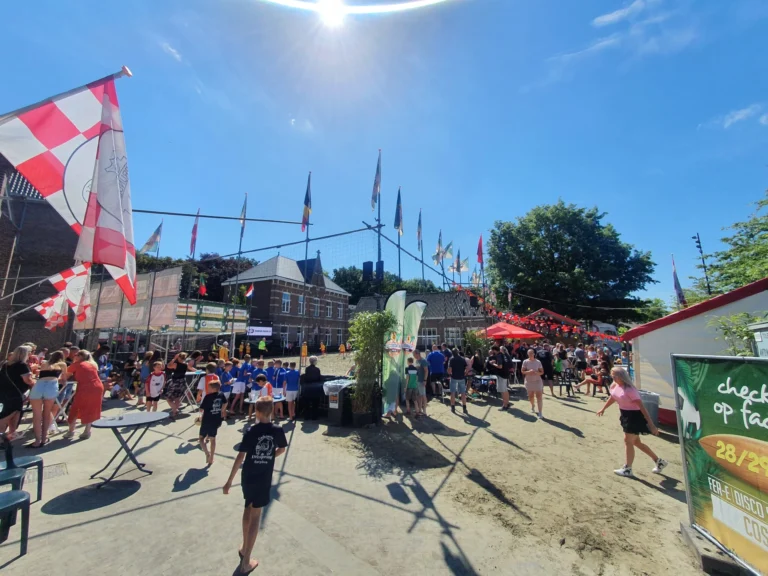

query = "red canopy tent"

[{"left": 482, "top": 322, "right": 543, "bottom": 340}]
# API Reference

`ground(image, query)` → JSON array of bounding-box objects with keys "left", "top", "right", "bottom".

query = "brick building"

[
  {"left": 354, "top": 291, "right": 488, "bottom": 351},
  {"left": 222, "top": 254, "right": 350, "bottom": 351},
  {"left": 0, "top": 157, "right": 77, "bottom": 355}
]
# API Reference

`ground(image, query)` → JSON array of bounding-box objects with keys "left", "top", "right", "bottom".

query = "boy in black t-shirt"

[
  {"left": 199, "top": 381, "right": 227, "bottom": 466},
  {"left": 224, "top": 397, "right": 287, "bottom": 575}
]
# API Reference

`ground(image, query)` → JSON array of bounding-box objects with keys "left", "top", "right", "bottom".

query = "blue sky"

[{"left": 1, "top": 0, "right": 767, "bottom": 304}]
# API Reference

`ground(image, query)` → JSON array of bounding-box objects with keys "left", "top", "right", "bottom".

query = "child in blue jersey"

[
  {"left": 265, "top": 360, "right": 275, "bottom": 388},
  {"left": 216, "top": 359, "right": 226, "bottom": 378},
  {"left": 284, "top": 362, "right": 300, "bottom": 421},
  {"left": 220, "top": 361, "right": 234, "bottom": 403},
  {"left": 233, "top": 355, "right": 252, "bottom": 415},
  {"left": 270, "top": 359, "right": 287, "bottom": 420},
  {"left": 250, "top": 359, "right": 266, "bottom": 395}
]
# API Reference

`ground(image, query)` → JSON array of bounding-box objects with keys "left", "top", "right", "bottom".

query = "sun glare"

[
  {"left": 257, "top": 0, "right": 453, "bottom": 23},
  {"left": 317, "top": 0, "right": 346, "bottom": 27}
]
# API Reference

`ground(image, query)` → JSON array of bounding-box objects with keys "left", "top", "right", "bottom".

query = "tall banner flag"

[
  {"left": 394, "top": 186, "right": 403, "bottom": 236},
  {"left": 140, "top": 222, "right": 162, "bottom": 254},
  {"left": 400, "top": 299, "right": 427, "bottom": 387},
  {"left": 417, "top": 209, "right": 422, "bottom": 251},
  {"left": 198, "top": 274, "right": 207, "bottom": 296},
  {"left": 673, "top": 255, "right": 688, "bottom": 308},
  {"left": 245, "top": 284, "right": 254, "bottom": 298},
  {"left": 190, "top": 208, "right": 200, "bottom": 258},
  {"left": 432, "top": 230, "right": 443, "bottom": 265},
  {"left": 443, "top": 241, "right": 453, "bottom": 261},
  {"left": 672, "top": 355, "right": 768, "bottom": 575},
  {"left": 477, "top": 234, "right": 484, "bottom": 264},
  {"left": 0, "top": 68, "right": 137, "bottom": 304},
  {"left": 301, "top": 172, "right": 312, "bottom": 232},
  {"left": 74, "top": 267, "right": 92, "bottom": 322},
  {"left": 48, "top": 262, "right": 92, "bottom": 321},
  {"left": 239, "top": 194, "right": 248, "bottom": 240},
  {"left": 382, "top": 290, "right": 406, "bottom": 415},
  {"left": 371, "top": 149, "right": 381, "bottom": 210}
]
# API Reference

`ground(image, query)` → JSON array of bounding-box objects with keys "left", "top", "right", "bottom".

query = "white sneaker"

[
  {"left": 48, "top": 423, "right": 60, "bottom": 436},
  {"left": 537, "top": 412, "right": 543, "bottom": 419},
  {"left": 614, "top": 465, "right": 633, "bottom": 477},
  {"left": 652, "top": 459, "right": 668, "bottom": 474}
]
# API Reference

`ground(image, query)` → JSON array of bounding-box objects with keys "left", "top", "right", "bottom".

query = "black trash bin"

[{"left": 326, "top": 381, "right": 353, "bottom": 426}]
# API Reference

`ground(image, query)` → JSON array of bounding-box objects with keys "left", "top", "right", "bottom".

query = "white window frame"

[
  {"left": 419, "top": 328, "right": 438, "bottom": 349},
  {"left": 337, "top": 303, "right": 343, "bottom": 319},
  {"left": 337, "top": 328, "right": 343, "bottom": 346},
  {"left": 325, "top": 328, "right": 331, "bottom": 345},
  {"left": 297, "top": 295, "right": 305, "bottom": 315},
  {"left": 296, "top": 327, "right": 304, "bottom": 345},
  {"left": 313, "top": 297, "right": 320, "bottom": 317},
  {"left": 326, "top": 301, "right": 333, "bottom": 318},
  {"left": 444, "top": 327, "right": 462, "bottom": 348},
  {"left": 280, "top": 325, "right": 289, "bottom": 347},
  {"left": 282, "top": 292, "right": 291, "bottom": 313}
]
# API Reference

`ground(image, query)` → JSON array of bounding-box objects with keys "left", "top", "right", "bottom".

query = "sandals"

[
  {"left": 62, "top": 431, "right": 75, "bottom": 439},
  {"left": 30, "top": 438, "right": 50, "bottom": 448},
  {"left": 79, "top": 431, "right": 91, "bottom": 440}
]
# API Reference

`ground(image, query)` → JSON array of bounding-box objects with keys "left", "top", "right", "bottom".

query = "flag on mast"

[
  {"left": 301, "top": 172, "right": 312, "bottom": 232},
  {"left": 672, "top": 255, "right": 687, "bottom": 308},
  {"left": 190, "top": 208, "right": 200, "bottom": 258},
  {"left": 245, "top": 284, "right": 254, "bottom": 298},
  {"left": 139, "top": 222, "right": 162, "bottom": 254},
  {"left": 198, "top": 274, "right": 207, "bottom": 296},
  {"left": 394, "top": 186, "right": 403, "bottom": 236},
  {"left": 0, "top": 69, "right": 137, "bottom": 304},
  {"left": 416, "top": 209, "right": 422, "bottom": 251},
  {"left": 371, "top": 149, "right": 381, "bottom": 210},
  {"left": 432, "top": 230, "right": 444, "bottom": 265},
  {"left": 239, "top": 194, "right": 247, "bottom": 240},
  {"left": 48, "top": 263, "right": 92, "bottom": 321},
  {"left": 477, "top": 234, "right": 484, "bottom": 264}
]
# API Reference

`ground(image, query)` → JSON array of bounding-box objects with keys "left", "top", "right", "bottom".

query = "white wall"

[{"left": 632, "top": 290, "right": 768, "bottom": 408}]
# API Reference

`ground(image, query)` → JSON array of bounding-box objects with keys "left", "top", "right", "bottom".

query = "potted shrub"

[{"left": 348, "top": 310, "right": 396, "bottom": 427}]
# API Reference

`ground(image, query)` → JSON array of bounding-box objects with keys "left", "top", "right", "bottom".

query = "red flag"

[
  {"left": 198, "top": 275, "right": 207, "bottom": 296},
  {"left": 477, "top": 234, "right": 483, "bottom": 264},
  {"left": 190, "top": 208, "right": 200, "bottom": 258},
  {"left": 48, "top": 262, "right": 91, "bottom": 321}
]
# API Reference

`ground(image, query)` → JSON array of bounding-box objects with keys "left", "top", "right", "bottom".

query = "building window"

[
  {"left": 296, "top": 327, "right": 304, "bottom": 345},
  {"left": 313, "top": 298, "right": 320, "bottom": 317},
  {"left": 280, "top": 325, "right": 289, "bottom": 348},
  {"left": 297, "top": 295, "right": 305, "bottom": 315},
  {"left": 337, "top": 303, "right": 343, "bottom": 319},
  {"left": 326, "top": 301, "right": 332, "bottom": 318},
  {"left": 444, "top": 327, "right": 462, "bottom": 348},
  {"left": 282, "top": 292, "right": 290, "bottom": 313},
  {"left": 337, "top": 328, "right": 343, "bottom": 346},
  {"left": 325, "top": 328, "right": 331, "bottom": 345},
  {"left": 419, "top": 328, "right": 438, "bottom": 349}
]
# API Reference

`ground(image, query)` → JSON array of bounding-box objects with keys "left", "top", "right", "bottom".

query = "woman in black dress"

[{"left": 0, "top": 345, "right": 36, "bottom": 440}]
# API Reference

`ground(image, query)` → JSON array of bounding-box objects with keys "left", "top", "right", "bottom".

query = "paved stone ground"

[{"left": 0, "top": 402, "right": 533, "bottom": 576}]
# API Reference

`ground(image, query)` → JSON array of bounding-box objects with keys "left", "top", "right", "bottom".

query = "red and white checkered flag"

[
  {"left": 35, "top": 292, "right": 68, "bottom": 330},
  {"left": 48, "top": 263, "right": 91, "bottom": 321},
  {"left": 0, "top": 69, "right": 136, "bottom": 304}
]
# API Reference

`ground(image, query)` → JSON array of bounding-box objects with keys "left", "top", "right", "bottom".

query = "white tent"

[{"left": 621, "top": 277, "right": 768, "bottom": 424}]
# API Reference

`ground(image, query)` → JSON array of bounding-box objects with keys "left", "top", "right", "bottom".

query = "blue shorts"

[
  {"left": 57, "top": 382, "right": 74, "bottom": 404},
  {"left": 449, "top": 379, "right": 466, "bottom": 394},
  {"left": 30, "top": 378, "right": 59, "bottom": 400}
]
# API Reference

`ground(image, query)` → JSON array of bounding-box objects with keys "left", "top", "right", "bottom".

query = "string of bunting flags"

[{"left": 451, "top": 284, "right": 622, "bottom": 342}]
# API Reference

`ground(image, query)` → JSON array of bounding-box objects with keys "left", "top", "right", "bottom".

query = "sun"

[{"left": 316, "top": 0, "right": 346, "bottom": 27}]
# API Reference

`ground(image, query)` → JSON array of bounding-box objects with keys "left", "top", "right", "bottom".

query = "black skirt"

[{"left": 620, "top": 409, "right": 650, "bottom": 435}]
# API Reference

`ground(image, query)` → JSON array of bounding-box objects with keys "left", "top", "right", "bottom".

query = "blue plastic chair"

[
  {"left": 0, "top": 490, "right": 30, "bottom": 556},
  {"left": 0, "top": 434, "right": 43, "bottom": 502}
]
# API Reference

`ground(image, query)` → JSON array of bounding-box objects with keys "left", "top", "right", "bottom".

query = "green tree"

[
  {"left": 638, "top": 298, "right": 669, "bottom": 322},
  {"left": 701, "top": 193, "right": 768, "bottom": 293},
  {"left": 488, "top": 200, "right": 656, "bottom": 323},
  {"left": 135, "top": 252, "right": 257, "bottom": 304},
  {"left": 331, "top": 266, "right": 441, "bottom": 305},
  {"left": 707, "top": 312, "right": 766, "bottom": 357}
]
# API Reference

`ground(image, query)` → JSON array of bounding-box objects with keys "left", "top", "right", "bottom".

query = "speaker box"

[{"left": 362, "top": 261, "right": 373, "bottom": 281}]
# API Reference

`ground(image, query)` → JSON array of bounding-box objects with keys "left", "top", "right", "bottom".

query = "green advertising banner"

[
  {"left": 382, "top": 290, "right": 406, "bottom": 414},
  {"left": 401, "top": 300, "right": 427, "bottom": 374},
  {"left": 673, "top": 355, "right": 768, "bottom": 575}
]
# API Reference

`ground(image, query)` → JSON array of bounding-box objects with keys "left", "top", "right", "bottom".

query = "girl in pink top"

[{"left": 597, "top": 367, "right": 668, "bottom": 478}]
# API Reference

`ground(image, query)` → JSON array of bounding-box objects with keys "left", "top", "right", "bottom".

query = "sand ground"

[{"left": 0, "top": 352, "right": 701, "bottom": 575}]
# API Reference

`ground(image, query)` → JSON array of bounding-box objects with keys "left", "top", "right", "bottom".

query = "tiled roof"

[
  {"left": 222, "top": 255, "right": 349, "bottom": 296},
  {"left": 1, "top": 161, "right": 43, "bottom": 200},
  {"left": 355, "top": 291, "right": 484, "bottom": 319}
]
